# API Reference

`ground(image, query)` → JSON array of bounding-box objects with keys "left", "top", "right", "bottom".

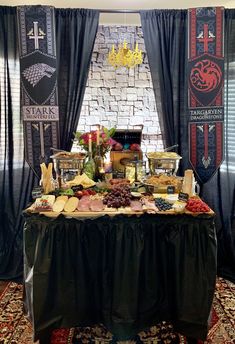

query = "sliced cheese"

[
  {"left": 53, "top": 199, "right": 66, "bottom": 213},
  {"left": 56, "top": 195, "right": 68, "bottom": 202},
  {"left": 64, "top": 197, "right": 79, "bottom": 212},
  {"left": 66, "top": 173, "right": 96, "bottom": 188}
]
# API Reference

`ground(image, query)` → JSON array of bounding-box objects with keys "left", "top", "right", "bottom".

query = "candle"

[
  {"left": 96, "top": 125, "right": 100, "bottom": 146},
  {"left": 88, "top": 134, "right": 92, "bottom": 153},
  {"left": 99, "top": 166, "right": 105, "bottom": 174}
]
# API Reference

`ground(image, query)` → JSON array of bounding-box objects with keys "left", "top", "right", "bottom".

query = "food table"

[{"left": 23, "top": 211, "right": 217, "bottom": 343}]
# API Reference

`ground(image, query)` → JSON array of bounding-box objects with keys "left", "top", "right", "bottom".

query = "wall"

[{"left": 76, "top": 25, "right": 163, "bottom": 155}]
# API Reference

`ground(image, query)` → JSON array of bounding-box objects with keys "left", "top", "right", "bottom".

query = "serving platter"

[{"left": 26, "top": 206, "right": 214, "bottom": 218}]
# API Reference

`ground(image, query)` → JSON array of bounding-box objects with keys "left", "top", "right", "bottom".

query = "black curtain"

[
  {"left": 0, "top": 6, "right": 35, "bottom": 280},
  {"left": 55, "top": 9, "right": 99, "bottom": 150},
  {"left": 141, "top": 9, "right": 235, "bottom": 282},
  {"left": 140, "top": 10, "right": 187, "bottom": 150},
  {"left": 0, "top": 6, "right": 99, "bottom": 280}
]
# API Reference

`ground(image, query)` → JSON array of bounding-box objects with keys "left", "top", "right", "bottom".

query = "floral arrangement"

[{"left": 75, "top": 127, "right": 116, "bottom": 158}]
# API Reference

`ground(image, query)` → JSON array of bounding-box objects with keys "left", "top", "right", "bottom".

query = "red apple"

[
  {"left": 130, "top": 143, "right": 141, "bottom": 151},
  {"left": 114, "top": 143, "right": 123, "bottom": 151}
]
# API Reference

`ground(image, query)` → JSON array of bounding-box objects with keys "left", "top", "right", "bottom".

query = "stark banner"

[
  {"left": 17, "top": 6, "right": 59, "bottom": 177},
  {"left": 188, "top": 7, "right": 224, "bottom": 183}
]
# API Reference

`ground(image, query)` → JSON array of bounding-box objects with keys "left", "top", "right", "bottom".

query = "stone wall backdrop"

[{"left": 75, "top": 25, "right": 163, "bottom": 155}]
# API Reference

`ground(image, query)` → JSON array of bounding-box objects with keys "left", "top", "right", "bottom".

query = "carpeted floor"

[{"left": 0, "top": 277, "right": 234, "bottom": 344}]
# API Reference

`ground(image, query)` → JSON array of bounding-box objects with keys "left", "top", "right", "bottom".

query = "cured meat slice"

[
  {"left": 89, "top": 199, "right": 105, "bottom": 212},
  {"left": 64, "top": 197, "right": 79, "bottom": 212},
  {"left": 77, "top": 197, "right": 91, "bottom": 212},
  {"left": 77, "top": 202, "right": 90, "bottom": 212},
  {"left": 142, "top": 199, "right": 158, "bottom": 213},
  {"left": 130, "top": 200, "right": 143, "bottom": 212}
]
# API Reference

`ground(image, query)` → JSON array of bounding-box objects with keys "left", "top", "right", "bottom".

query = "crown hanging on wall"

[{"left": 108, "top": 40, "right": 143, "bottom": 69}]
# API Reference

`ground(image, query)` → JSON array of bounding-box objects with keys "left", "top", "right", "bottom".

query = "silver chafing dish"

[
  {"left": 147, "top": 152, "right": 182, "bottom": 175},
  {"left": 142, "top": 175, "right": 184, "bottom": 193},
  {"left": 50, "top": 149, "right": 86, "bottom": 187}
]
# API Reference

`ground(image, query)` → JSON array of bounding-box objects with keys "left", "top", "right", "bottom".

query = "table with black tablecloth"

[{"left": 23, "top": 212, "right": 217, "bottom": 343}]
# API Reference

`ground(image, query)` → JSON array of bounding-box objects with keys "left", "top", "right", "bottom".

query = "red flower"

[{"left": 81, "top": 133, "right": 89, "bottom": 144}]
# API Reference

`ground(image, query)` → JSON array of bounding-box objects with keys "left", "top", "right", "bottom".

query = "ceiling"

[{"left": 1, "top": 0, "right": 235, "bottom": 24}]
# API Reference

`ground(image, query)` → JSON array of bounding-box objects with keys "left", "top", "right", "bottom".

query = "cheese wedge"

[
  {"left": 66, "top": 173, "right": 95, "bottom": 188},
  {"left": 182, "top": 169, "right": 194, "bottom": 196},
  {"left": 64, "top": 197, "right": 79, "bottom": 212}
]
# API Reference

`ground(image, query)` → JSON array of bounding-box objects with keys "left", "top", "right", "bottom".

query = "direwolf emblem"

[{"left": 22, "top": 63, "right": 56, "bottom": 87}]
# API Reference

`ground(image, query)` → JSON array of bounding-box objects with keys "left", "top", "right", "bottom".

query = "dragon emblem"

[
  {"left": 22, "top": 63, "right": 56, "bottom": 87},
  {"left": 190, "top": 59, "right": 222, "bottom": 93}
]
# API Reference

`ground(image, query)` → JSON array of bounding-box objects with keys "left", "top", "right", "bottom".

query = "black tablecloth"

[{"left": 23, "top": 213, "right": 217, "bottom": 341}]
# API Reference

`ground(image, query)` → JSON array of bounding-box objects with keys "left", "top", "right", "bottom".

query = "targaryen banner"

[
  {"left": 188, "top": 7, "right": 224, "bottom": 183},
  {"left": 17, "top": 6, "right": 59, "bottom": 177}
]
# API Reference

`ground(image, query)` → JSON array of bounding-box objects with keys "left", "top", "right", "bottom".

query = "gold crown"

[{"left": 108, "top": 40, "right": 143, "bottom": 69}]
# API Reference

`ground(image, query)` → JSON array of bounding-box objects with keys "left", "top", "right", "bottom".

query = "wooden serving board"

[
  {"left": 38, "top": 207, "right": 145, "bottom": 218},
  {"left": 27, "top": 207, "right": 214, "bottom": 218}
]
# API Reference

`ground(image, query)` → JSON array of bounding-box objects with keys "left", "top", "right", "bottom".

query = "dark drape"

[
  {"left": 55, "top": 9, "right": 99, "bottom": 150},
  {"left": 0, "top": 6, "right": 99, "bottom": 280},
  {"left": 141, "top": 9, "right": 235, "bottom": 282},
  {"left": 0, "top": 6, "right": 35, "bottom": 280},
  {"left": 23, "top": 213, "right": 216, "bottom": 341},
  {"left": 140, "top": 10, "right": 187, "bottom": 149}
]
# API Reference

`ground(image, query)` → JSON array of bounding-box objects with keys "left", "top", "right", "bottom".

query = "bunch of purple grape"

[{"left": 103, "top": 185, "right": 132, "bottom": 208}]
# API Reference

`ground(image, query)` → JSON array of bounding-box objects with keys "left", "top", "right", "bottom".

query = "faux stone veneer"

[{"left": 76, "top": 25, "right": 163, "bottom": 154}]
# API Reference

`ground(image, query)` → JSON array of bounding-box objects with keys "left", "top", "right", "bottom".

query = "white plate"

[
  {"left": 165, "top": 194, "right": 179, "bottom": 204},
  {"left": 131, "top": 192, "right": 142, "bottom": 198}
]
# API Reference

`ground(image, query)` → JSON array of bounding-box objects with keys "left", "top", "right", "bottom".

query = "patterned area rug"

[{"left": 0, "top": 277, "right": 234, "bottom": 344}]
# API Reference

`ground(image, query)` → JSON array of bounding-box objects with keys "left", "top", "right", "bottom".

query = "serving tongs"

[{"left": 163, "top": 144, "right": 178, "bottom": 152}]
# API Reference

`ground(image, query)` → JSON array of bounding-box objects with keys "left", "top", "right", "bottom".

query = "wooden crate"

[
  {"left": 110, "top": 151, "right": 143, "bottom": 172},
  {"left": 111, "top": 129, "right": 143, "bottom": 172}
]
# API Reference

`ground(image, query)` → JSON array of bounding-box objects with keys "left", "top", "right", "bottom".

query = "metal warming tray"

[
  {"left": 51, "top": 151, "right": 86, "bottom": 170},
  {"left": 142, "top": 176, "right": 184, "bottom": 194},
  {"left": 50, "top": 150, "right": 86, "bottom": 186},
  {"left": 147, "top": 152, "right": 182, "bottom": 175}
]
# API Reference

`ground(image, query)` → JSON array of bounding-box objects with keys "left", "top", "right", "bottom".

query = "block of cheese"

[
  {"left": 35, "top": 195, "right": 55, "bottom": 211},
  {"left": 64, "top": 197, "right": 79, "bottom": 212},
  {"left": 41, "top": 195, "right": 55, "bottom": 204},
  {"left": 182, "top": 169, "right": 194, "bottom": 196}
]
